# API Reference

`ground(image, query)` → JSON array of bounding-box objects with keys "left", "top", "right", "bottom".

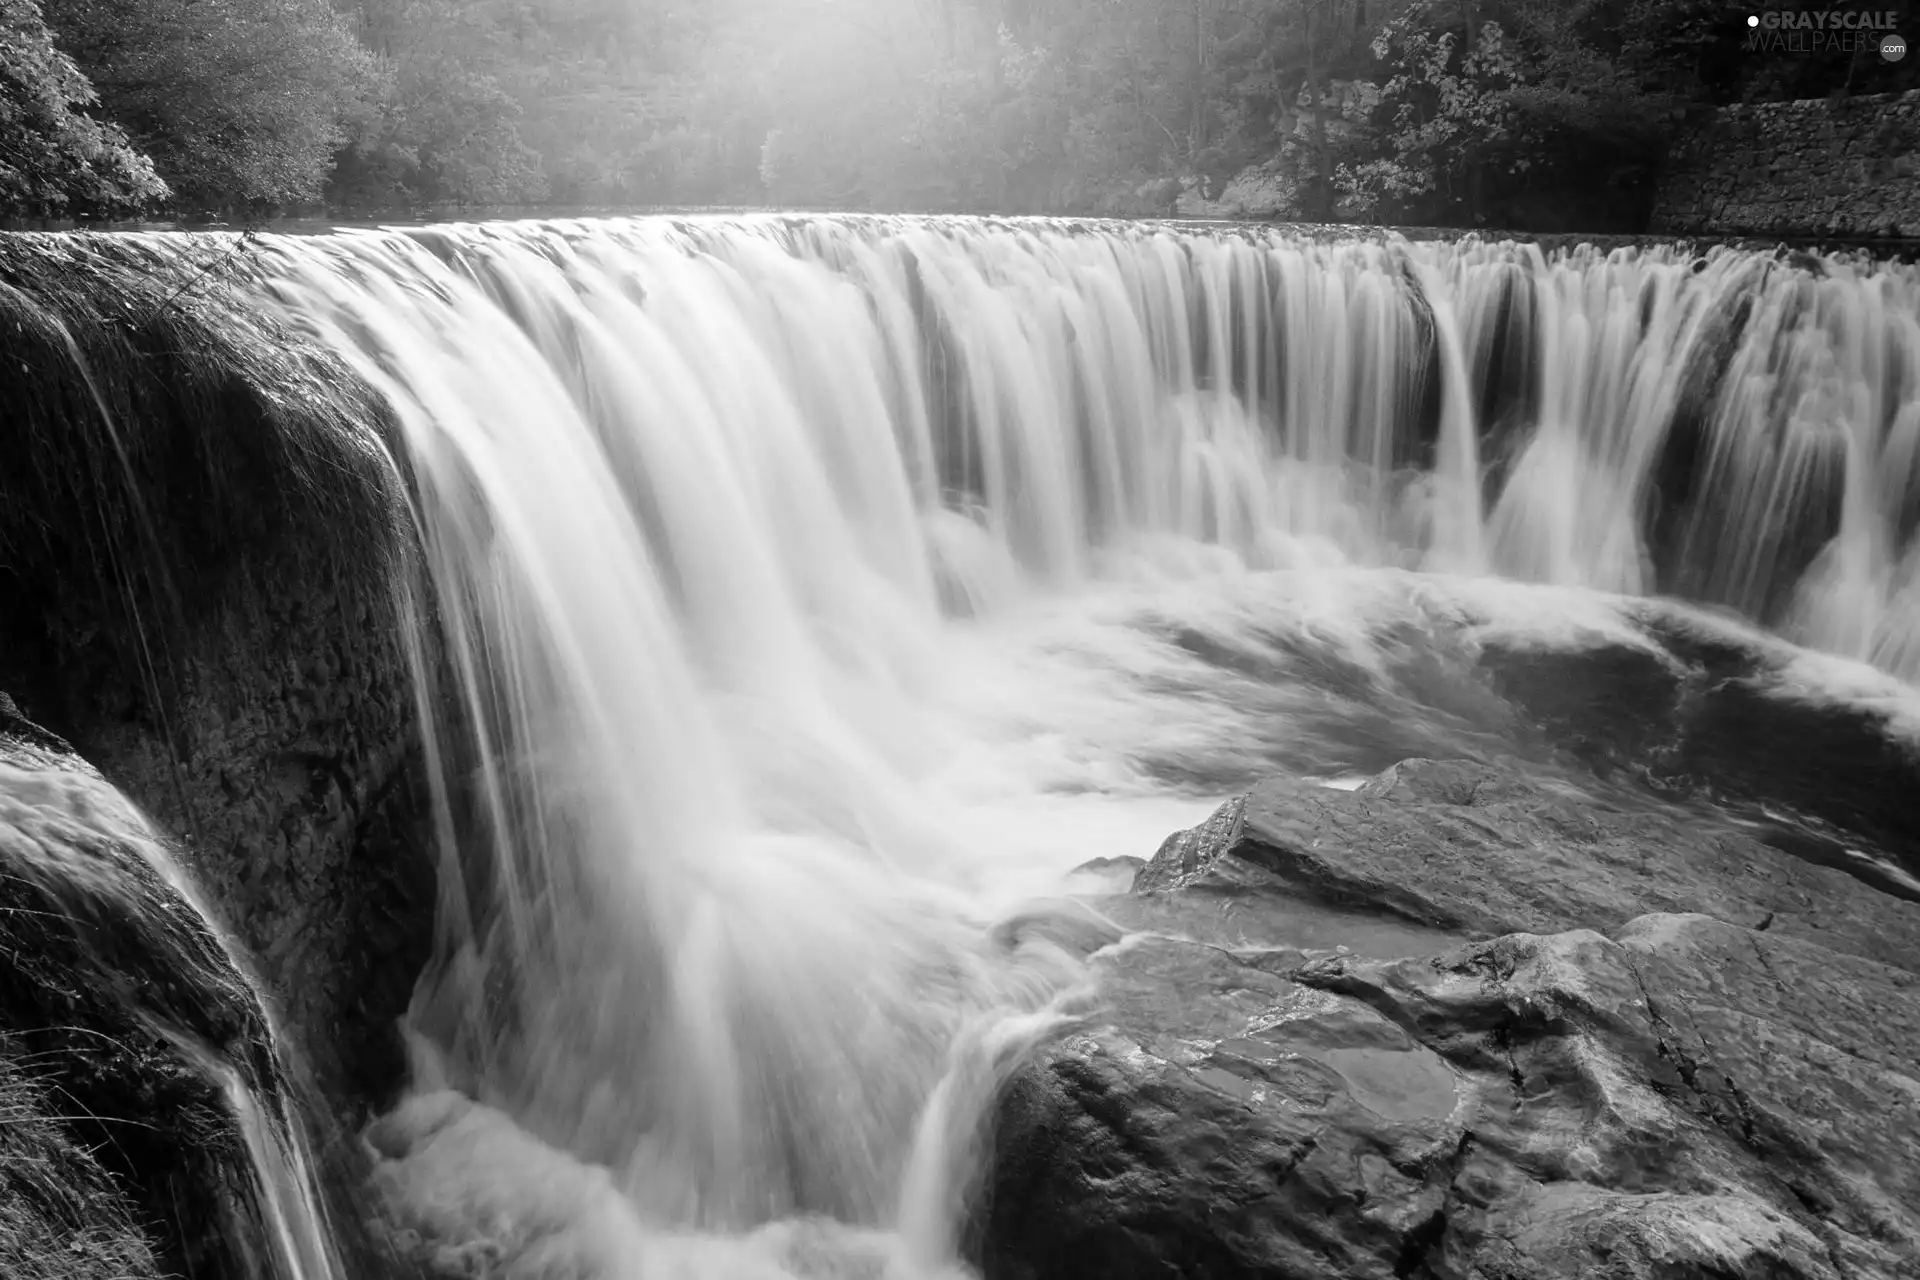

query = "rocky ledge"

[{"left": 981, "top": 759, "right": 1920, "bottom": 1280}]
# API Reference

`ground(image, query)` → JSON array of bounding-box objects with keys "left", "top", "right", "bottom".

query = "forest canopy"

[{"left": 3, "top": 0, "right": 1917, "bottom": 229}]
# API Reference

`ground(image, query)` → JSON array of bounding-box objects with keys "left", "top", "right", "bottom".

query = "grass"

[{"left": 0, "top": 1052, "right": 161, "bottom": 1280}]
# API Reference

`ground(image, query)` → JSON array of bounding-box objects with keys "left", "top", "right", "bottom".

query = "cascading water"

[
  {"left": 226, "top": 215, "right": 1920, "bottom": 1275},
  {"left": 0, "top": 745, "right": 346, "bottom": 1280}
]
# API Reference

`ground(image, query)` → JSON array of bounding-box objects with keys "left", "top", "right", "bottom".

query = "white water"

[{"left": 240, "top": 215, "right": 1920, "bottom": 1277}]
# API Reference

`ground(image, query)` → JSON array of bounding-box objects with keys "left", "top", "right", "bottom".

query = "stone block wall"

[{"left": 1651, "top": 89, "right": 1920, "bottom": 238}]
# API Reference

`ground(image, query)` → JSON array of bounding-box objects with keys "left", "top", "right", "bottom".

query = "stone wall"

[{"left": 1651, "top": 90, "right": 1920, "bottom": 239}]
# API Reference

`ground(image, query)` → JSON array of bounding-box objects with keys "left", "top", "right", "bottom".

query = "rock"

[
  {"left": 1131, "top": 758, "right": 1920, "bottom": 974},
  {"left": 982, "top": 912, "right": 1920, "bottom": 1280},
  {"left": 983, "top": 931, "right": 1465, "bottom": 1280},
  {"left": 0, "top": 236, "right": 437, "bottom": 1110},
  {"left": 0, "top": 716, "right": 408, "bottom": 1280},
  {"left": 986, "top": 741, "right": 1920, "bottom": 1279},
  {"left": 1651, "top": 88, "right": 1920, "bottom": 240},
  {"left": 1062, "top": 855, "right": 1147, "bottom": 894},
  {"left": 0, "top": 726, "right": 264, "bottom": 1276},
  {"left": 1477, "top": 606, "right": 1920, "bottom": 893}
]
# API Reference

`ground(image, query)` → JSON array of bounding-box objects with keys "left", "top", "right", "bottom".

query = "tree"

[
  {"left": 330, "top": 0, "right": 548, "bottom": 208},
  {"left": 0, "top": 0, "right": 166, "bottom": 216},
  {"left": 43, "top": 0, "right": 376, "bottom": 210},
  {"left": 1336, "top": 0, "right": 1669, "bottom": 229}
]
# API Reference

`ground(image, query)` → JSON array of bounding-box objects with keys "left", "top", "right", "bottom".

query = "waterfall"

[{"left": 213, "top": 215, "right": 1920, "bottom": 1275}]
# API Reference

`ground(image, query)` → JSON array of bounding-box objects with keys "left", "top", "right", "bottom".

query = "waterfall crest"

[{"left": 272, "top": 218, "right": 1920, "bottom": 670}]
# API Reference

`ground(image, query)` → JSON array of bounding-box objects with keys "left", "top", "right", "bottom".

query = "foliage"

[
  {"left": 41, "top": 0, "right": 377, "bottom": 210},
  {"left": 1337, "top": 0, "right": 1672, "bottom": 227},
  {"left": 0, "top": 0, "right": 165, "bottom": 217},
  {"left": 331, "top": 0, "right": 548, "bottom": 207},
  {"left": 6, "top": 0, "right": 1917, "bottom": 224}
]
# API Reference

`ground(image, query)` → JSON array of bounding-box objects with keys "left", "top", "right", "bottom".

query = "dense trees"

[
  {"left": 1336, "top": 1, "right": 1673, "bottom": 228},
  {"left": 2, "top": 0, "right": 1917, "bottom": 226},
  {"left": 42, "top": 0, "right": 375, "bottom": 210},
  {"left": 329, "top": 0, "right": 547, "bottom": 207},
  {"left": 0, "top": 0, "right": 165, "bottom": 215}
]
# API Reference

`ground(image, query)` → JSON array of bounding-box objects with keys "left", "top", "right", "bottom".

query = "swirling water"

[{"left": 232, "top": 216, "right": 1920, "bottom": 1277}]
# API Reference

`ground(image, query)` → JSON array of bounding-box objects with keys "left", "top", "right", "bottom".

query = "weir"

[
  {"left": 4, "top": 215, "right": 1920, "bottom": 1277},
  {"left": 263, "top": 217, "right": 1920, "bottom": 667}
]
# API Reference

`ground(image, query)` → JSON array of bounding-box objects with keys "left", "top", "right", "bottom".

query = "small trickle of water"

[{"left": 0, "top": 749, "right": 345, "bottom": 1280}]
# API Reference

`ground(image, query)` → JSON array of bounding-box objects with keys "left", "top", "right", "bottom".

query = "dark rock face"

[
  {"left": 0, "top": 235, "right": 438, "bottom": 1108},
  {"left": 0, "top": 728, "right": 318, "bottom": 1278},
  {"left": 983, "top": 759, "right": 1920, "bottom": 1280},
  {"left": 12, "top": 581, "right": 439, "bottom": 1108},
  {"left": 1478, "top": 610, "right": 1920, "bottom": 896},
  {"left": 985, "top": 913, "right": 1920, "bottom": 1280},
  {"left": 1134, "top": 759, "right": 1918, "bottom": 971}
]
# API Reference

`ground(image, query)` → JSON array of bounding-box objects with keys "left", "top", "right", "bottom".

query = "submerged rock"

[
  {"left": 982, "top": 758, "right": 1920, "bottom": 1280},
  {"left": 1477, "top": 605, "right": 1920, "bottom": 894}
]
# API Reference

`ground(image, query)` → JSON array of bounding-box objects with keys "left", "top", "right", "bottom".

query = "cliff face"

[
  {"left": 0, "top": 232, "right": 437, "bottom": 1111},
  {"left": 20, "top": 574, "right": 438, "bottom": 1108}
]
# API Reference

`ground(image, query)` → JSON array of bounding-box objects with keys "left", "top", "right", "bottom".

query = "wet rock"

[
  {"left": 0, "top": 240, "right": 437, "bottom": 1109},
  {"left": 1477, "top": 606, "right": 1920, "bottom": 894},
  {"left": 1132, "top": 758, "right": 1920, "bottom": 973},
  {"left": 0, "top": 578, "right": 437, "bottom": 1108},
  {"left": 983, "top": 932, "right": 1466, "bottom": 1280},
  {"left": 0, "top": 725, "right": 272, "bottom": 1277},
  {"left": 0, "top": 717, "right": 413, "bottom": 1280},
  {"left": 986, "top": 746, "right": 1920, "bottom": 1279},
  {"left": 1062, "top": 855, "right": 1147, "bottom": 894},
  {"left": 982, "top": 913, "right": 1920, "bottom": 1280}
]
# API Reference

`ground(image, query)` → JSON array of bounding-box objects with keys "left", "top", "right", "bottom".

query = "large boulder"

[
  {"left": 1133, "top": 758, "right": 1919, "bottom": 972},
  {"left": 982, "top": 755, "right": 1920, "bottom": 1279},
  {"left": 983, "top": 913, "right": 1920, "bottom": 1280}
]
